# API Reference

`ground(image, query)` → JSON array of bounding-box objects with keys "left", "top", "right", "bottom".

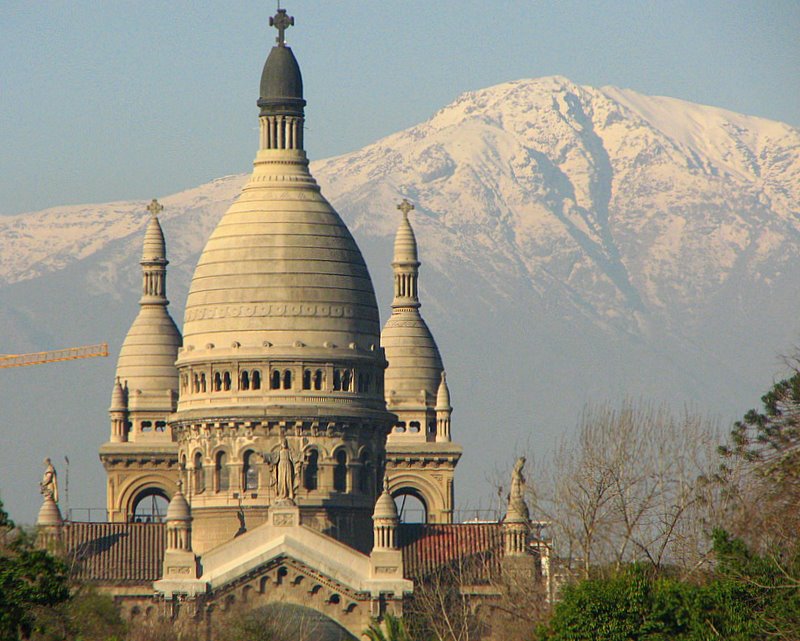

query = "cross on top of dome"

[
  {"left": 146, "top": 198, "right": 164, "bottom": 218},
  {"left": 397, "top": 199, "right": 415, "bottom": 218},
  {"left": 270, "top": 7, "right": 294, "bottom": 46}
]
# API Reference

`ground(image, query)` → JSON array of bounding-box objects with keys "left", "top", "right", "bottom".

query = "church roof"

[
  {"left": 63, "top": 522, "right": 165, "bottom": 585},
  {"left": 399, "top": 523, "right": 504, "bottom": 581}
]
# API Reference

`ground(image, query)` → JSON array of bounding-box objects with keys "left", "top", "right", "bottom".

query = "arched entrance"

[
  {"left": 393, "top": 489, "right": 427, "bottom": 523},
  {"left": 231, "top": 603, "right": 357, "bottom": 641},
  {"left": 131, "top": 488, "right": 169, "bottom": 523}
]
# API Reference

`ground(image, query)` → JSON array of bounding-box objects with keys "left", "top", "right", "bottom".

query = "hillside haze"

[{"left": 2, "top": 77, "right": 799, "bottom": 523}]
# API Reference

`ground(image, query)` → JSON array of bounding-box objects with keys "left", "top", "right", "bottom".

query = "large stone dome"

[{"left": 180, "top": 154, "right": 381, "bottom": 353}]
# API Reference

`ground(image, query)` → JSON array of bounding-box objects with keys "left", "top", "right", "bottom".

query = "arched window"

[
  {"left": 215, "top": 451, "right": 229, "bottom": 492},
  {"left": 141, "top": 421, "right": 152, "bottom": 432},
  {"left": 200, "top": 373, "right": 207, "bottom": 393},
  {"left": 193, "top": 452, "right": 205, "bottom": 493},
  {"left": 223, "top": 371, "right": 231, "bottom": 391},
  {"left": 252, "top": 370, "right": 261, "bottom": 390},
  {"left": 155, "top": 421, "right": 166, "bottom": 432},
  {"left": 358, "top": 450, "right": 371, "bottom": 494},
  {"left": 214, "top": 372, "right": 222, "bottom": 392},
  {"left": 313, "top": 369, "right": 323, "bottom": 390},
  {"left": 304, "top": 449, "right": 319, "bottom": 491},
  {"left": 132, "top": 489, "right": 169, "bottom": 523},
  {"left": 342, "top": 370, "right": 351, "bottom": 392},
  {"left": 243, "top": 450, "right": 258, "bottom": 490},
  {"left": 333, "top": 370, "right": 341, "bottom": 391},
  {"left": 241, "top": 370, "right": 250, "bottom": 391},
  {"left": 271, "top": 370, "right": 281, "bottom": 390},
  {"left": 303, "top": 369, "right": 311, "bottom": 390},
  {"left": 193, "top": 374, "right": 199, "bottom": 393},
  {"left": 409, "top": 421, "right": 421, "bottom": 433},
  {"left": 333, "top": 450, "right": 347, "bottom": 492},
  {"left": 283, "top": 370, "right": 292, "bottom": 389}
]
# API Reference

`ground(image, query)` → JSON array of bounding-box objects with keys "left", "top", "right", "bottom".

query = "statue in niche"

[
  {"left": 40, "top": 458, "right": 59, "bottom": 503},
  {"left": 274, "top": 438, "right": 297, "bottom": 504}
]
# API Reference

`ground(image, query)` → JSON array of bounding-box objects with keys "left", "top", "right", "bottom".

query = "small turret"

[
  {"left": 109, "top": 378, "right": 128, "bottom": 443},
  {"left": 370, "top": 476, "right": 403, "bottom": 578},
  {"left": 161, "top": 482, "right": 198, "bottom": 579},
  {"left": 435, "top": 371, "right": 452, "bottom": 443},
  {"left": 372, "top": 475, "right": 399, "bottom": 550}
]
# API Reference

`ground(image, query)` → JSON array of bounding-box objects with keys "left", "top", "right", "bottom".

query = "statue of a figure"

[
  {"left": 507, "top": 456, "right": 529, "bottom": 520},
  {"left": 275, "top": 439, "right": 296, "bottom": 503},
  {"left": 40, "top": 458, "right": 59, "bottom": 503},
  {"left": 510, "top": 456, "right": 526, "bottom": 500}
]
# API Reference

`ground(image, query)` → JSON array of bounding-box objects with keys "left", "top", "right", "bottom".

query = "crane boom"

[{"left": 0, "top": 343, "right": 108, "bottom": 369}]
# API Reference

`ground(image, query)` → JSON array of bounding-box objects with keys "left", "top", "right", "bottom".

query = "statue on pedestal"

[{"left": 40, "top": 458, "right": 59, "bottom": 503}]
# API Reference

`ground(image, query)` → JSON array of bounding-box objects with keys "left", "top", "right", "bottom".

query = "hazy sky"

[{"left": 1, "top": 1, "right": 798, "bottom": 216}]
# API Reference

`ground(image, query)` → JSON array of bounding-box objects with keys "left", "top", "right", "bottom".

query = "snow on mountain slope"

[{"left": 2, "top": 77, "right": 800, "bottom": 523}]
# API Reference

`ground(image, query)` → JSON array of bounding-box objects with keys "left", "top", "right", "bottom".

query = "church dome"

[
  {"left": 382, "top": 313, "right": 443, "bottom": 402},
  {"left": 181, "top": 169, "right": 381, "bottom": 352},
  {"left": 116, "top": 307, "right": 181, "bottom": 394}
]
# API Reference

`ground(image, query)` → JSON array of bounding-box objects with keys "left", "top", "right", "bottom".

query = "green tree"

[
  {"left": 0, "top": 500, "right": 70, "bottom": 641},
  {"left": 363, "top": 613, "right": 413, "bottom": 641},
  {"left": 721, "top": 368, "right": 800, "bottom": 484}
]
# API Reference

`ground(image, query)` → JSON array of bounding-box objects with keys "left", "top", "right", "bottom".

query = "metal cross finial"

[
  {"left": 397, "top": 198, "right": 415, "bottom": 217},
  {"left": 146, "top": 198, "right": 164, "bottom": 218},
  {"left": 270, "top": 7, "right": 294, "bottom": 46}
]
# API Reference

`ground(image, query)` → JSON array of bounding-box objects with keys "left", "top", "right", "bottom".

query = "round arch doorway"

[
  {"left": 131, "top": 488, "right": 169, "bottom": 523},
  {"left": 393, "top": 490, "right": 428, "bottom": 524},
  {"left": 230, "top": 603, "right": 358, "bottom": 641}
]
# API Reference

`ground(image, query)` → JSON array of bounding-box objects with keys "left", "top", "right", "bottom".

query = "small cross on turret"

[
  {"left": 146, "top": 198, "right": 164, "bottom": 218},
  {"left": 397, "top": 198, "right": 415, "bottom": 218},
  {"left": 270, "top": 8, "right": 294, "bottom": 46}
]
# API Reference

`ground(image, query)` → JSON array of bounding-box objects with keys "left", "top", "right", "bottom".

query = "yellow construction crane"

[{"left": 0, "top": 343, "right": 108, "bottom": 369}]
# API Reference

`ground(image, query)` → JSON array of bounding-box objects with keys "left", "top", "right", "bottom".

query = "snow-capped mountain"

[{"left": 2, "top": 77, "right": 799, "bottom": 523}]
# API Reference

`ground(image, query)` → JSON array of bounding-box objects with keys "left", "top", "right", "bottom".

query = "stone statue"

[
  {"left": 40, "top": 458, "right": 59, "bottom": 503},
  {"left": 275, "top": 439, "right": 296, "bottom": 503},
  {"left": 510, "top": 456, "right": 526, "bottom": 500},
  {"left": 507, "top": 456, "right": 529, "bottom": 521}
]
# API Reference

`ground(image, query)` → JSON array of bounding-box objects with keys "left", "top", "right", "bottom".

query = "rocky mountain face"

[{"left": 2, "top": 77, "right": 799, "bottom": 523}]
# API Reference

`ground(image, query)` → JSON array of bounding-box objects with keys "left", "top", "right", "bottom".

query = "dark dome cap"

[{"left": 258, "top": 8, "right": 306, "bottom": 117}]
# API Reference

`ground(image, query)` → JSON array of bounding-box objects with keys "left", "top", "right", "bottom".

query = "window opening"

[
  {"left": 333, "top": 450, "right": 347, "bottom": 492},
  {"left": 304, "top": 449, "right": 319, "bottom": 491}
]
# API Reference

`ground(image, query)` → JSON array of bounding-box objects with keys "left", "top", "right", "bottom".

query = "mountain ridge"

[{"left": 2, "top": 76, "right": 799, "bottom": 523}]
